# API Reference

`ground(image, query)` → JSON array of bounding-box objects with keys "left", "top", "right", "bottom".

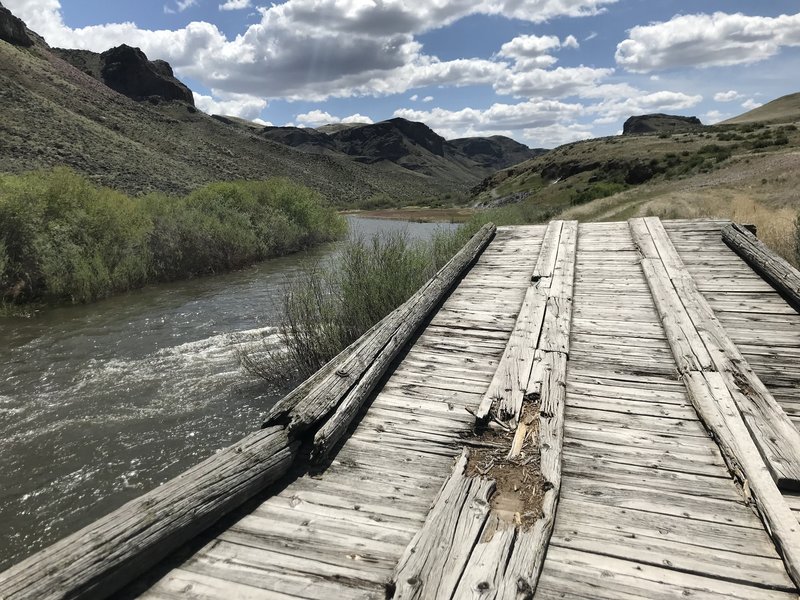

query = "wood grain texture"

[
  {"left": 722, "top": 222, "right": 800, "bottom": 311},
  {"left": 477, "top": 221, "right": 577, "bottom": 425},
  {"left": 630, "top": 216, "right": 800, "bottom": 490},
  {"left": 392, "top": 451, "right": 495, "bottom": 600},
  {"left": 683, "top": 371, "right": 800, "bottom": 588}
]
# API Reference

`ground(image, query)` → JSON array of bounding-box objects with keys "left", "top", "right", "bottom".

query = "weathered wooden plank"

[
  {"left": 722, "top": 222, "right": 800, "bottom": 311},
  {"left": 556, "top": 498, "right": 783, "bottom": 558},
  {"left": 138, "top": 568, "right": 300, "bottom": 600},
  {"left": 0, "top": 428, "right": 297, "bottom": 600},
  {"left": 538, "top": 296, "right": 573, "bottom": 353},
  {"left": 392, "top": 450, "right": 494, "bottom": 600},
  {"left": 475, "top": 286, "right": 548, "bottom": 423},
  {"left": 638, "top": 258, "right": 713, "bottom": 372},
  {"left": 532, "top": 220, "right": 563, "bottom": 281},
  {"left": 476, "top": 220, "right": 577, "bottom": 424},
  {"left": 551, "top": 519, "right": 795, "bottom": 590},
  {"left": 537, "top": 546, "right": 798, "bottom": 600},
  {"left": 452, "top": 516, "right": 516, "bottom": 599},
  {"left": 560, "top": 479, "right": 758, "bottom": 529}
]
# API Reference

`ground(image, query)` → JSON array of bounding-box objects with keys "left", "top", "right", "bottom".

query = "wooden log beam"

[
  {"left": 722, "top": 222, "right": 800, "bottom": 312},
  {"left": 684, "top": 371, "right": 800, "bottom": 588},
  {"left": 266, "top": 223, "right": 497, "bottom": 436},
  {"left": 630, "top": 216, "right": 800, "bottom": 490},
  {"left": 0, "top": 427, "right": 298, "bottom": 600}
]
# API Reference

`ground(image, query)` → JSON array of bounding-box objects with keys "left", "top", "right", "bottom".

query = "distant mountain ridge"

[{"left": 258, "top": 118, "right": 545, "bottom": 180}]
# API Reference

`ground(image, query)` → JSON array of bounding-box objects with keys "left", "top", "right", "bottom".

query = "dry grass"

[{"left": 640, "top": 192, "right": 798, "bottom": 267}]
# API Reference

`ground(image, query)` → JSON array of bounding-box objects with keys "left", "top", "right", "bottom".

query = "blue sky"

[{"left": 7, "top": 0, "right": 800, "bottom": 147}]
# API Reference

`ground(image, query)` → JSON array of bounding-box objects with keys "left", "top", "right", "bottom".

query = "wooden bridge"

[{"left": 2, "top": 217, "right": 800, "bottom": 599}]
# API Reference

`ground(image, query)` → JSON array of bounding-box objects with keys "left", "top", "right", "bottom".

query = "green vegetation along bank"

[
  {"left": 242, "top": 226, "right": 473, "bottom": 382},
  {"left": 0, "top": 169, "right": 346, "bottom": 308}
]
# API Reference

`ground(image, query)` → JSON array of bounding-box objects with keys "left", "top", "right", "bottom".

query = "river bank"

[
  {"left": 0, "top": 215, "right": 458, "bottom": 571},
  {"left": 341, "top": 206, "right": 476, "bottom": 223}
]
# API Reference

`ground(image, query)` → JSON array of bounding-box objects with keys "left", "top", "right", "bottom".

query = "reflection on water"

[{"left": 0, "top": 216, "right": 456, "bottom": 569}]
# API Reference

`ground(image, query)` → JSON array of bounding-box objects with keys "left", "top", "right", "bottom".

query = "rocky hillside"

[
  {"left": 449, "top": 136, "right": 546, "bottom": 170},
  {"left": 623, "top": 114, "right": 703, "bottom": 135},
  {"left": 0, "top": 2, "right": 31, "bottom": 46},
  {"left": 256, "top": 118, "right": 542, "bottom": 182},
  {"left": 0, "top": 3, "right": 535, "bottom": 205}
]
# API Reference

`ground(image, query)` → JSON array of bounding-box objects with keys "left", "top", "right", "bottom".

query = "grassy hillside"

[
  {"left": 469, "top": 117, "right": 800, "bottom": 265},
  {"left": 0, "top": 38, "right": 451, "bottom": 205},
  {"left": 722, "top": 92, "right": 800, "bottom": 125}
]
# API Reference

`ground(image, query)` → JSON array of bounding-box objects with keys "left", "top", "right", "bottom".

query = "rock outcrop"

[
  {"left": 623, "top": 114, "right": 703, "bottom": 135},
  {"left": 100, "top": 45, "right": 194, "bottom": 105},
  {"left": 54, "top": 44, "right": 194, "bottom": 105},
  {"left": 0, "top": 2, "right": 33, "bottom": 47}
]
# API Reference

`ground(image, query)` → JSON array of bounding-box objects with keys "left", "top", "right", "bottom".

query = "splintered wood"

[
  {"left": 393, "top": 221, "right": 576, "bottom": 600},
  {"left": 477, "top": 220, "right": 577, "bottom": 427}
]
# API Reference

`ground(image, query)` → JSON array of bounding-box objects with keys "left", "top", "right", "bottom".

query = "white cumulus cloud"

[
  {"left": 714, "top": 90, "right": 743, "bottom": 102},
  {"left": 295, "top": 110, "right": 373, "bottom": 127},
  {"left": 496, "top": 66, "right": 615, "bottom": 99},
  {"left": 219, "top": 0, "right": 251, "bottom": 10},
  {"left": 616, "top": 11, "right": 800, "bottom": 72},
  {"left": 3, "top": 0, "right": 617, "bottom": 103},
  {"left": 193, "top": 91, "right": 268, "bottom": 120},
  {"left": 164, "top": 0, "right": 197, "bottom": 14}
]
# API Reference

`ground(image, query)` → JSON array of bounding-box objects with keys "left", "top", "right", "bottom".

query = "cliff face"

[
  {"left": 53, "top": 45, "right": 194, "bottom": 105},
  {"left": 623, "top": 114, "right": 703, "bottom": 135},
  {"left": 0, "top": 2, "right": 33, "bottom": 47}
]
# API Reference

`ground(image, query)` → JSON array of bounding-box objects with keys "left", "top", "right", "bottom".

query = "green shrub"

[
  {"left": 242, "top": 227, "right": 460, "bottom": 381},
  {"left": 0, "top": 169, "right": 346, "bottom": 305},
  {"left": 571, "top": 182, "right": 627, "bottom": 206}
]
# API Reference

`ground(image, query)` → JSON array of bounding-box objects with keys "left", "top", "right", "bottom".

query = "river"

[{"left": 0, "top": 216, "right": 457, "bottom": 571}]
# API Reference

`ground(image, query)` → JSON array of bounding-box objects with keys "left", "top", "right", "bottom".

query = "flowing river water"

[{"left": 0, "top": 216, "right": 457, "bottom": 570}]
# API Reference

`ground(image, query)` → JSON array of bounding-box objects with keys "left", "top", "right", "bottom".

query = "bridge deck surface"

[{"left": 131, "top": 220, "right": 799, "bottom": 599}]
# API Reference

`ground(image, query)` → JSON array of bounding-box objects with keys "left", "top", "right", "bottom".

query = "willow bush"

[
  {"left": 241, "top": 226, "right": 471, "bottom": 383},
  {"left": 0, "top": 168, "right": 346, "bottom": 305}
]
